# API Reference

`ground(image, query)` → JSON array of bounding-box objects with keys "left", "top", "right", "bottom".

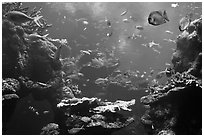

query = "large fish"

[
  {"left": 5, "top": 11, "right": 43, "bottom": 27},
  {"left": 148, "top": 10, "right": 169, "bottom": 26}
]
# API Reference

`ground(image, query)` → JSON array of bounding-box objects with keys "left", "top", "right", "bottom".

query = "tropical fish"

[
  {"left": 148, "top": 10, "right": 169, "bottom": 26},
  {"left": 106, "top": 32, "right": 113, "bottom": 37},
  {"left": 165, "top": 62, "right": 171, "bottom": 66},
  {"left": 5, "top": 11, "right": 43, "bottom": 27},
  {"left": 171, "top": 3, "right": 179, "bottom": 8},
  {"left": 75, "top": 18, "right": 87, "bottom": 21},
  {"left": 28, "top": 106, "right": 39, "bottom": 115},
  {"left": 165, "top": 30, "right": 173, "bottom": 34},
  {"left": 163, "top": 38, "right": 176, "bottom": 43},
  {"left": 25, "top": 33, "right": 49, "bottom": 42},
  {"left": 121, "top": 10, "right": 128, "bottom": 16},
  {"left": 80, "top": 50, "right": 91, "bottom": 55},
  {"left": 148, "top": 41, "right": 161, "bottom": 48},
  {"left": 106, "top": 20, "right": 111, "bottom": 27},
  {"left": 80, "top": 116, "right": 91, "bottom": 123},
  {"left": 135, "top": 25, "right": 144, "bottom": 30},
  {"left": 82, "top": 20, "right": 89, "bottom": 25},
  {"left": 92, "top": 58, "right": 104, "bottom": 66},
  {"left": 152, "top": 48, "right": 161, "bottom": 54},
  {"left": 141, "top": 74, "right": 145, "bottom": 78},
  {"left": 179, "top": 13, "right": 193, "bottom": 31},
  {"left": 95, "top": 77, "right": 108, "bottom": 84},
  {"left": 123, "top": 18, "right": 130, "bottom": 23},
  {"left": 150, "top": 69, "right": 154, "bottom": 75},
  {"left": 68, "top": 125, "right": 84, "bottom": 135}
]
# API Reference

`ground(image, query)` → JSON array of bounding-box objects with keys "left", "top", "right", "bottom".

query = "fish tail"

[
  {"left": 163, "top": 10, "right": 169, "bottom": 21},
  {"left": 33, "top": 15, "right": 43, "bottom": 27}
]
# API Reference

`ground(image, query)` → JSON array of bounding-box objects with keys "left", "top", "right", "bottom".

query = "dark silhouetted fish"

[
  {"left": 5, "top": 11, "right": 43, "bottom": 27},
  {"left": 148, "top": 10, "right": 169, "bottom": 26}
]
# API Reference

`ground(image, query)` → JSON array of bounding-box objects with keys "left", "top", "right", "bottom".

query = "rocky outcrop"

[
  {"left": 2, "top": 3, "right": 136, "bottom": 134},
  {"left": 172, "top": 18, "right": 202, "bottom": 76},
  {"left": 140, "top": 17, "right": 202, "bottom": 135}
]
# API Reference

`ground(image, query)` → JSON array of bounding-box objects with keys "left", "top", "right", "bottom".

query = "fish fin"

[
  {"left": 163, "top": 10, "right": 169, "bottom": 21},
  {"left": 33, "top": 15, "right": 43, "bottom": 27}
]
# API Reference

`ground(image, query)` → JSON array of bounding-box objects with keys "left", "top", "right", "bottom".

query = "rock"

[{"left": 172, "top": 18, "right": 202, "bottom": 74}]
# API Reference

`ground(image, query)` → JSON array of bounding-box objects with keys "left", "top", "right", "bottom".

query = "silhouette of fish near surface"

[{"left": 148, "top": 10, "right": 169, "bottom": 26}]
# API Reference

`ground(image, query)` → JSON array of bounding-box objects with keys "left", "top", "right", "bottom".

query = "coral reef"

[
  {"left": 171, "top": 18, "right": 202, "bottom": 75},
  {"left": 2, "top": 2, "right": 136, "bottom": 135},
  {"left": 140, "top": 17, "right": 202, "bottom": 135}
]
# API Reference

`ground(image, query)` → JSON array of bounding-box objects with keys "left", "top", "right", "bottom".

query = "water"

[{"left": 4, "top": 2, "right": 202, "bottom": 135}]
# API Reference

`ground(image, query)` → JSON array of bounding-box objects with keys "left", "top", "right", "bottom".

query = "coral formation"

[
  {"left": 2, "top": 2, "right": 136, "bottom": 135},
  {"left": 140, "top": 17, "right": 202, "bottom": 135}
]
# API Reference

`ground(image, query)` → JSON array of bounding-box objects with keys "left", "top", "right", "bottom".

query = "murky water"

[{"left": 4, "top": 2, "right": 202, "bottom": 135}]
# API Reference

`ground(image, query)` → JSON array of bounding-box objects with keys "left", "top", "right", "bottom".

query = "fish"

[
  {"left": 171, "top": 3, "right": 179, "bottom": 8},
  {"left": 68, "top": 125, "right": 84, "bottom": 135},
  {"left": 106, "top": 32, "right": 113, "bottom": 37},
  {"left": 95, "top": 77, "right": 108, "bottom": 84},
  {"left": 163, "top": 38, "right": 176, "bottom": 43},
  {"left": 37, "top": 82, "right": 51, "bottom": 87},
  {"left": 143, "top": 71, "right": 147, "bottom": 74},
  {"left": 80, "top": 50, "right": 91, "bottom": 55},
  {"left": 121, "top": 10, "right": 128, "bottom": 16},
  {"left": 82, "top": 20, "right": 89, "bottom": 25},
  {"left": 150, "top": 70, "right": 154, "bottom": 75},
  {"left": 141, "top": 74, "right": 145, "bottom": 78},
  {"left": 135, "top": 25, "right": 144, "bottom": 30},
  {"left": 152, "top": 48, "right": 161, "bottom": 54},
  {"left": 104, "top": 17, "right": 111, "bottom": 27},
  {"left": 5, "top": 11, "right": 43, "bottom": 27},
  {"left": 179, "top": 13, "right": 193, "bottom": 31},
  {"left": 141, "top": 43, "right": 147, "bottom": 47},
  {"left": 54, "top": 44, "right": 63, "bottom": 60},
  {"left": 28, "top": 106, "right": 39, "bottom": 115},
  {"left": 123, "top": 18, "right": 130, "bottom": 23},
  {"left": 106, "top": 20, "right": 111, "bottom": 27},
  {"left": 25, "top": 33, "right": 49, "bottom": 42},
  {"left": 165, "top": 30, "right": 173, "bottom": 34},
  {"left": 148, "top": 41, "right": 161, "bottom": 48},
  {"left": 148, "top": 10, "right": 169, "bottom": 26},
  {"left": 43, "top": 111, "right": 50, "bottom": 114},
  {"left": 165, "top": 62, "right": 171, "bottom": 66}
]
